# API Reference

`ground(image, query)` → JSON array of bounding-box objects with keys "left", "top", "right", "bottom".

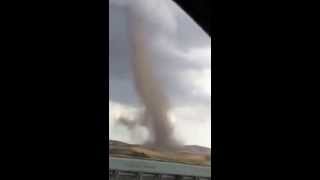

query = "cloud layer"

[{"left": 109, "top": 0, "right": 211, "bottom": 147}]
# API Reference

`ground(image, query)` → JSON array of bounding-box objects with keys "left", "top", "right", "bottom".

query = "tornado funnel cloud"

[{"left": 125, "top": 11, "right": 180, "bottom": 149}]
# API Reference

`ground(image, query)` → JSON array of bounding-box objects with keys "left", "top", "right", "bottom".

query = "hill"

[{"left": 109, "top": 140, "right": 211, "bottom": 166}]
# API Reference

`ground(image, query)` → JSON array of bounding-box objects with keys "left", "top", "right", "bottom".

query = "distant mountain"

[{"left": 109, "top": 140, "right": 211, "bottom": 166}]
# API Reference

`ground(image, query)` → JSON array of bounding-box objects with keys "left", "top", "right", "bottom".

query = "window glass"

[
  {"left": 109, "top": 0, "right": 211, "bottom": 178},
  {"left": 109, "top": 0, "right": 212, "bottom": 153}
]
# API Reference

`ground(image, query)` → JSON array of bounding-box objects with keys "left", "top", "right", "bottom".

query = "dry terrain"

[{"left": 109, "top": 140, "right": 211, "bottom": 166}]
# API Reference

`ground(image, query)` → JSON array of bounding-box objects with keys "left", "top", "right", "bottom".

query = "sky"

[{"left": 109, "top": 0, "right": 211, "bottom": 148}]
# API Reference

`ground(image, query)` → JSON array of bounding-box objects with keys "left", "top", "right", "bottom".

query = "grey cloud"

[{"left": 109, "top": 0, "right": 211, "bottom": 147}]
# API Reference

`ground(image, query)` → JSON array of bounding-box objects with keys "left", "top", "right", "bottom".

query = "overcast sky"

[{"left": 109, "top": 0, "right": 211, "bottom": 148}]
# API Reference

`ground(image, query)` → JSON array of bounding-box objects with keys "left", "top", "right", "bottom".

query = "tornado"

[{"left": 123, "top": 8, "right": 180, "bottom": 149}]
